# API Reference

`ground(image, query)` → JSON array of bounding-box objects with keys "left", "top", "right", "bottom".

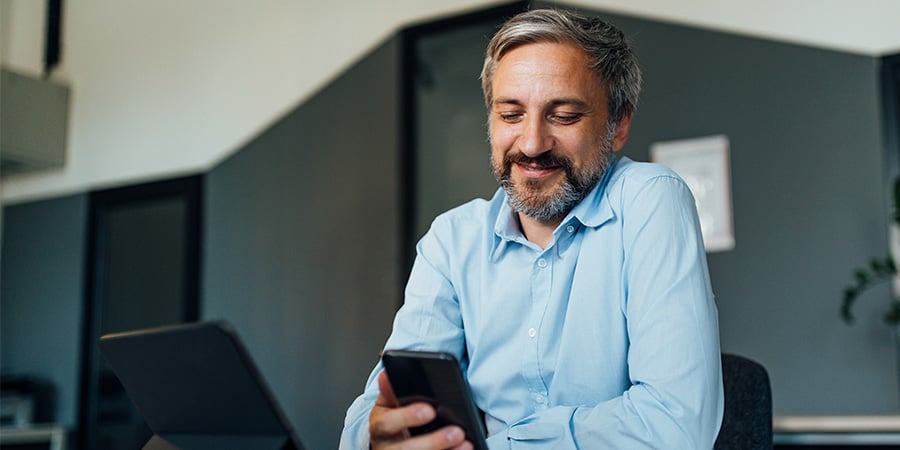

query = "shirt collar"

[
  {"left": 567, "top": 155, "right": 619, "bottom": 228},
  {"left": 491, "top": 155, "right": 620, "bottom": 257}
]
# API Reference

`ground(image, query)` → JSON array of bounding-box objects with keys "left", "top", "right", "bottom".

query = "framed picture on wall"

[{"left": 651, "top": 134, "right": 735, "bottom": 252}]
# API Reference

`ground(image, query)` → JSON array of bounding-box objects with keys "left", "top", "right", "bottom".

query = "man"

[{"left": 341, "top": 8, "right": 723, "bottom": 449}]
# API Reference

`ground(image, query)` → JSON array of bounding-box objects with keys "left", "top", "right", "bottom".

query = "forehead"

[{"left": 492, "top": 42, "right": 606, "bottom": 104}]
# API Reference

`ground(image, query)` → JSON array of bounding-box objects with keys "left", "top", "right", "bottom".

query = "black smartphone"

[{"left": 381, "top": 350, "right": 489, "bottom": 450}]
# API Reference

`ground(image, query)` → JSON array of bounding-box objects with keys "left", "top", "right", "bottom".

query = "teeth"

[{"left": 516, "top": 162, "right": 557, "bottom": 173}]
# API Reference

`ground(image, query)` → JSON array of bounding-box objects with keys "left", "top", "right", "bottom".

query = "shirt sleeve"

[
  {"left": 489, "top": 173, "right": 724, "bottom": 449},
  {"left": 339, "top": 219, "right": 467, "bottom": 449}
]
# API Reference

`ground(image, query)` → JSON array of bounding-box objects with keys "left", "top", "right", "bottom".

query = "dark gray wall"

[
  {"left": 202, "top": 37, "right": 401, "bottom": 449},
  {"left": 0, "top": 194, "right": 87, "bottom": 427},
  {"left": 610, "top": 14, "right": 894, "bottom": 414}
]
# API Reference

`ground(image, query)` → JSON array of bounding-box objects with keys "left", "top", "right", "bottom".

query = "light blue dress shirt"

[{"left": 340, "top": 157, "right": 724, "bottom": 449}]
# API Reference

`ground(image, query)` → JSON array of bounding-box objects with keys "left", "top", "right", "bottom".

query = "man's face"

[{"left": 489, "top": 42, "right": 631, "bottom": 222}]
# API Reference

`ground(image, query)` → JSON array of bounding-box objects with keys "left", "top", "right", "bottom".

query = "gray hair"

[{"left": 480, "top": 8, "right": 642, "bottom": 125}]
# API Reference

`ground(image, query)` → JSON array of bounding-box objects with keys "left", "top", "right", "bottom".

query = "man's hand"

[{"left": 369, "top": 370, "right": 473, "bottom": 450}]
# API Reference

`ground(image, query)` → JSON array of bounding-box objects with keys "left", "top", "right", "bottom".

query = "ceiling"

[{"left": 563, "top": 0, "right": 900, "bottom": 56}]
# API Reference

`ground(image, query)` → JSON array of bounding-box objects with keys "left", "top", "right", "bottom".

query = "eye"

[
  {"left": 549, "top": 113, "right": 583, "bottom": 125},
  {"left": 497, "top": 112, "right": 524, "bottom": 123}
]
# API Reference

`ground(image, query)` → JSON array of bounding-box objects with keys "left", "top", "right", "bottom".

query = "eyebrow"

[{"left": 492, "top": 97, "right": 592, "bottom": 110}]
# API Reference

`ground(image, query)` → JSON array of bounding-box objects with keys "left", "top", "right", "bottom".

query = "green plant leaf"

[
  {"left": 893, "top": 177, "right": 900, "bottom": 225},
  {"left": 842, "top": 287, "right": 856, "bottom": 324},
  {"left": 871, "top": 258, "right": 885, "bottom": 274},
  {"left": 842, "top": 259, "right": 898, "bottom": 325},
  {"left": 885, "top": 301, "right": 900, "bottom": 325},
  {"left": 840, "top": 177, "right": 900, "bottom": 326}
]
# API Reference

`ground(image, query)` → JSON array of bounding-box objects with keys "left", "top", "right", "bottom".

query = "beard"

[{"left": 492, "top": 124, "right": 617, "bottom": 223}]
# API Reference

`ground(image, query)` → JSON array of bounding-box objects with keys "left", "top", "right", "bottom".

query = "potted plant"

[{"left": 841, "top": 178, "right": 900, "bottom": 325}]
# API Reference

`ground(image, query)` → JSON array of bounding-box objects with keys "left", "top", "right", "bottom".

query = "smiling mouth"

[
  {"left": 515, "top": 162, "right": 562, "bottom": 178},
  {"left": 500, "top": 151, "right": 571, "bottom": 182}
]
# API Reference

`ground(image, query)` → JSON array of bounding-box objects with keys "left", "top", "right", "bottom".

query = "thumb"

[{"left": 376, "top": 370, "right": 399, "bottom": 407}]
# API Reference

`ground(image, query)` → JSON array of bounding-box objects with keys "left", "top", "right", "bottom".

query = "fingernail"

[
  {"left": 446, "top": 426, "right": 464, "bottom": 442},
  {"left": 415, "top": 406, "right": 434, "bottom": 420}
]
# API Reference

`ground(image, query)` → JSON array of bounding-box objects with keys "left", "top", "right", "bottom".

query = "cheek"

[
  {"left": 489, "top": 123, "right": 517, "bottom": 151},
  {"left": 488, "top": 127, "right": 508, "bottom": 157},
  {"left": 559, "top": 132, "right": 604, "bottom": 164},
  {"left": 490, "top": 145, "right": 505, "bottom": 168}
]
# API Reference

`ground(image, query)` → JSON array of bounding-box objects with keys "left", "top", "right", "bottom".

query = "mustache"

[{"left": 504, "top": 152, "right": 573, "bottom": 172}]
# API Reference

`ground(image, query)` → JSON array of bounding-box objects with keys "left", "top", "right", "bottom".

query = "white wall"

[
  {"left": 0, "top": 0, "right": 505, "bottom": 204},
  {"left": 3, "top": 0, "right": 900, "bottom": 205},
  {"left": 1, "top": 0, "right": 46, "bottom": 76},
  {"left": 564, "top": 0, "right": 900, "bottom": 55}
]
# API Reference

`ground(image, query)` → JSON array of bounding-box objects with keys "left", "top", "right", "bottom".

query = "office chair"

[{"left": 714, "top": 353, "right": 773, "bottom": 450}]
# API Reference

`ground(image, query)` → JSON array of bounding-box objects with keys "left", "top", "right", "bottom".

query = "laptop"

[{"left": 98, "top": 320, "right": 305, "bottom": 450}]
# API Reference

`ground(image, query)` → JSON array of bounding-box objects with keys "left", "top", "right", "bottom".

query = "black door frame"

[
  {"left": 397, "top": 1, "right": 527, "bottom": 282},
  {"left": 76, "top": 175, "right": 203, "bottom": 450},
  {"left": 883, "top": 52, "right": 900, "bottom": 178}
]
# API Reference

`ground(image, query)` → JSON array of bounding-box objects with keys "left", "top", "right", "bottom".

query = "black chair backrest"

[{"left": 714, "top": 353, "right": 773, "bottom": 450}]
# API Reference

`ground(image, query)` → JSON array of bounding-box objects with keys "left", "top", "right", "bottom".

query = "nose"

[{"left": 519, "top": 116, "right": 552, "bottom": 157}]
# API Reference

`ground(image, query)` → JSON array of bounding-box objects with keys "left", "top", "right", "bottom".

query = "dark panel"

[
  {"left": 44, "top": 0, "right": 62, "bottom": 75},
  {"left": 883, "top": 53, "right": 900, "bottom": 182},
  {"left": 401, "top": 1, "right": 528, "bottom": 271},
  {"left": 0, "top": 194, "right": 88, "bottom": 428},
  {"left": 409, "top": 6, "right": 523, "bottom": 243},
  {"left": 203, "top": 37, "right": 401, "bottom": 449}
]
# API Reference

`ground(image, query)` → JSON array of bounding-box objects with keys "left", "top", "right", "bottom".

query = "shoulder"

[
  {"left": 609, "top": 157, "right": 684, "bottom": 187},
  {"left": 413, "top": 191, "right": 504, "bottom": 272},
  {"left": 429, "top": 189, "right": 503, "bottom": 233},
  {"left": 419, "top": 189, "right": 504, "bottom": 248},
  {"left": 605, "top": 157, "right": 694, "bottom": 205}
]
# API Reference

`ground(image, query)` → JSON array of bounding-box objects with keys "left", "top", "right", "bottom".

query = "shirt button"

[
  {"left": 537, "top": 258, "right": 548, "bottom": 268},
  {"left": 528, "top": 327, "right": 536, "bottom": 338},
  {"left": 534, "top": 394, "right": 545, "bottom": 403},
  {"left": 566, "top": 225, "right": 575, "bottom": 233}
]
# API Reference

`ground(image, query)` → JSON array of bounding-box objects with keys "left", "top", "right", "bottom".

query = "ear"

[{"left": 611, "top": 112, "right": 633, "bottom": 153}]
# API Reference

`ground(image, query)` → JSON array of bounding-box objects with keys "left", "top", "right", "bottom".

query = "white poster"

[{"left": 651, "top": 135, "right": 735, "bottom": 252}]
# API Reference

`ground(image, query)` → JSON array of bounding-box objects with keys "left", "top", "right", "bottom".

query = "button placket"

[{"left": 524, "top": 249, "right": 553, "bottom": 409}]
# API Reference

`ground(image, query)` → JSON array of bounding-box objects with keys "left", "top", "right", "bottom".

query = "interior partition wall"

[
  {"left": 0, "top": 194, "right": 88, "bottom": 429},
  {"left": 201, "top": 36, "right": 403, "bottom": 450}
]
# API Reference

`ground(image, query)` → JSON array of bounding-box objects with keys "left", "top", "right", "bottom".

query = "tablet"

[
  {"left": 98, "top": 320, "right": 305, "bottom": 450},
  {"left": 381, "top": 350, "right": 488, "bottom": 450}
]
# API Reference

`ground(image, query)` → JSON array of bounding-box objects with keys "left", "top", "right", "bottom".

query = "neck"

[{"left": 518, "top": 212, "right": 564, "bottom": 249}]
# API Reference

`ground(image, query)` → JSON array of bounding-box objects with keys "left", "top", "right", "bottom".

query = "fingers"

[
  {"left": 373, "top": 425, "right": 469, "bottom": 450},
  {"left": 370, "top": 370, "right": 470, "bottom": 449},
  {"left": 370, "top": 402, "right": 435, "bottom": 439},
  {"left": 410, "top": 426, "right": 468, "bottom": 450},
  {"left": 450, "top": 438, "right": 475, "bottom": 450},
  {"left": 376, "top": 370, "right": 399, "bottom": 407}
]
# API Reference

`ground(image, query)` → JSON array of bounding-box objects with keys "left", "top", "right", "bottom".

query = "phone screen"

[{"left": 381, "top": 350, "right": 488, "bottom": 450}]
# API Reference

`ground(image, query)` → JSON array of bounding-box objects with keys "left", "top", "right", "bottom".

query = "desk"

[
  {"left": 0, "top": 425, "right": 66, "bottom": 450},
  {"left": 774, "top": 416, "right": 900, "bottom": 449}
]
